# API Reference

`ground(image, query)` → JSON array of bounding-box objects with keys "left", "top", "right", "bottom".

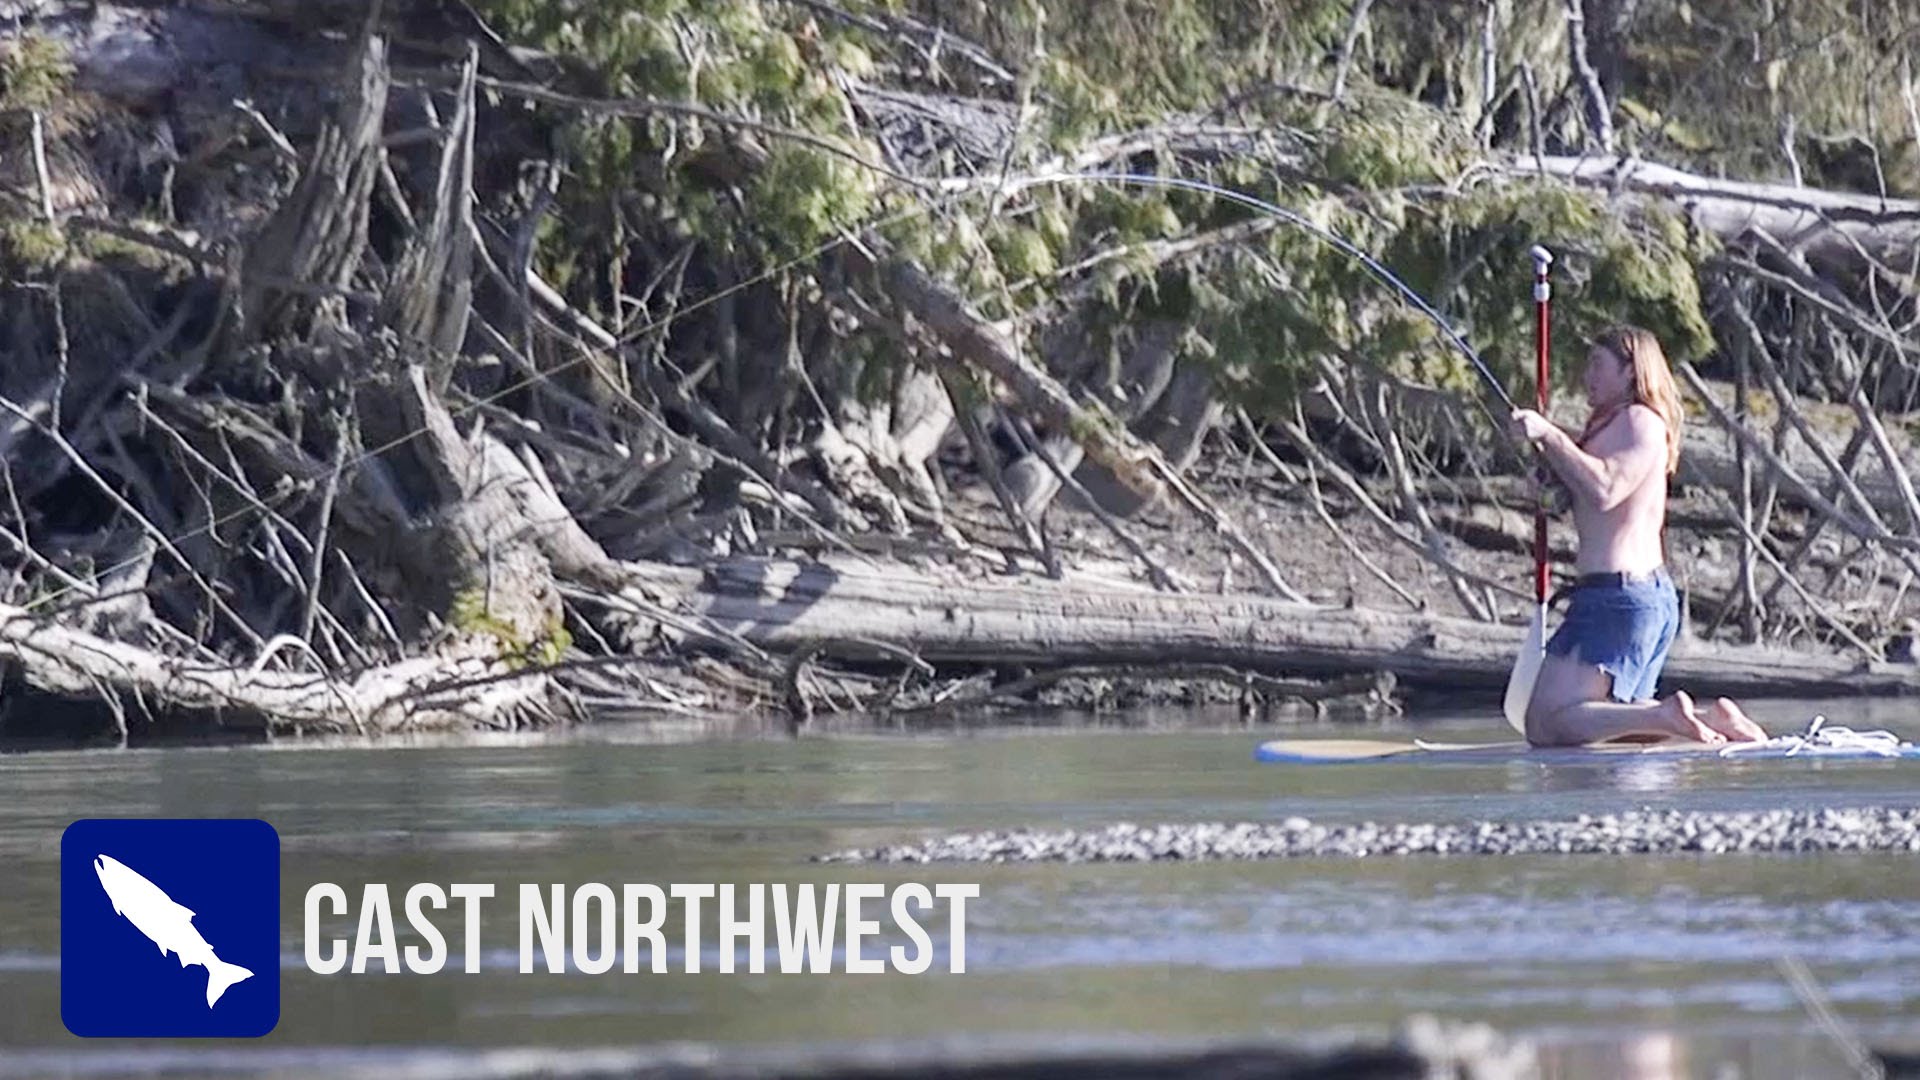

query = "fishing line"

[
  {"left": 10, "top": 204, "right": 925, "bottom": 618},
  {"left": 1050, "top": 171, "right": 1518, "bottom": 413},
  {"left": 15, "top": 167, "right": 1511, "bottom": 638}
]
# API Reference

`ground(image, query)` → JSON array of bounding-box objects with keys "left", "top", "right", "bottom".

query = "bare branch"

[{"left": 1562, "top": 0, "right": 1616, "bottom": 152}]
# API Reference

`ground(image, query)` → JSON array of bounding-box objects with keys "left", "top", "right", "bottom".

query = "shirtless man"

[{"left": 1508, "top": 326, "right": 1767, "bottom": 747}]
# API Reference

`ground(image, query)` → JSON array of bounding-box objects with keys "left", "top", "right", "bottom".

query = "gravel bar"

[{"left": 818, "top": 808, "right": 1920, "bottom": 863}]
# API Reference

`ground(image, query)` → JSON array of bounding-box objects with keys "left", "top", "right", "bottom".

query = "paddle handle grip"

[{"left": 1533, "top": 248, "right": 1552, "bottom": 603}]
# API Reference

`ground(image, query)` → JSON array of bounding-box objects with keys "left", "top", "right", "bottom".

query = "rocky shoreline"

[{"left": 819, "top": 807, "right": 1920, "bottom": 863}]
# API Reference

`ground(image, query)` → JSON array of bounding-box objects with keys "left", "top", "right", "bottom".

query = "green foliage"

[
  {"left": 934, "top": 0, "right": 1355, "bottom": 131},
  {"left": 1374, "top": 182, "right": 1716, "bottom": 396},
  {"left": 1618, "top": 1, "right": 1920, "bottom": 195},
  {"left": 527, "top": 618, "right": 575, "bottom": 669},
  {"left": 470, "top": 0, "right": 880, "bottom": 307},
  {"left": 459, "top": 0, "right": 1512, "bottom": 408},
  {"left": 748, "top": 143, "right": 878, "bottom": 255},
  {"left": 454, "top": 0, "right": 1844, "bottom": 441},
  {"left": 448, "top": 587, "right": 572, "bottom": 670},
  {"left": 1088, "top": 162, "right": 1716, "bottom": 419},
  {"left": 1, "top": 220, "right": 66, "bottom": 274},
  {"left": 0, "top": 37, "right": 78, "bottom": 283},
  {"left": 1307, "top": 94, "right": 1475, "bottom": 190},
  {"left": 0, "top": 33, "right": 73, "bottom": 112},
  {"left": 448, "top": 586, "right": 518, "bottom": 647},
  {"left": 74, "top": 228, "right": 195, "bottom": 275},
  {"left": 988, "top": 224, "right": 1056, "bottom": 282}
]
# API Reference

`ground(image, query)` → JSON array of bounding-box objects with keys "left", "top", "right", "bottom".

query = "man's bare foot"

[
  {"left": 1700, "top": 697, "right": 1767, "bottom": 742},
  {"left": 1656, "top": 690, "right": 1724, "bottom": 744}
]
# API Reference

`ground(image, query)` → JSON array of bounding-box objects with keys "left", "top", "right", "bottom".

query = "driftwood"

[
  {"left": 939, "top": 370, "right": 1058, "bottom": 576},
  {"left": 1271, "top": 412, "right": 1526, "bottom": 606},
  {"left": 896, "top": 665, "right": 1397, "bottom": 720},
  {"left": 0, "top": 602, "right": 529, "bottom": 733},
  {"left": 879, "top": 257, "right": 1167, "bottom": 504},
  {"left": 1509, "top": 155, "right": 1920, "bottom": 276},
  {"left": 8, "top": 0, "right": 1920, "bottom": 740},
  {"left": 1679, "top": 363, "right": 1920, "bottom": 561},
  {"left": 873, "top": 253, "right": 1308, "bottom": 602},
  {"left": 635, "top": 556, "right": 1920, "bottom": 699}
]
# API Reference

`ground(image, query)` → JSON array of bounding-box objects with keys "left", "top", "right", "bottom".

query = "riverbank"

[
  {"left": 5, "top": 1, "right": 1920, "bottom": 742},
  {"left": 7, "top": 506, "right": 1919, "bottom": 745}
]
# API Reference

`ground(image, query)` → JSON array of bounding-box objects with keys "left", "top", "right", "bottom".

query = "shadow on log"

[{"left": 635, "top": 556, "right": 1920, "bottom": 701}]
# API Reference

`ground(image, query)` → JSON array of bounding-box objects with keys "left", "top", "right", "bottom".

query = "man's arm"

[{"left": 1534, "top": 406, "right": 1665, "bottom": 511}]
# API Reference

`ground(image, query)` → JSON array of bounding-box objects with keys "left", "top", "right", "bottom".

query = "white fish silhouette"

[{"left": 92, "top": 853, "right": 255, "bottom": 1007}]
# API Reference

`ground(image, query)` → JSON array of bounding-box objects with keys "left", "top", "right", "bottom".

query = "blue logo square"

[{"left": 62, "top": 819, "right": 280, "bottom": 1038}]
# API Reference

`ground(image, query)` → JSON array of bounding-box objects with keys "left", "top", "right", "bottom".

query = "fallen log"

[
  {"left": 633, "top": 556, "right": 1920, "bottom": 700},
  {"left": 1508, "top": 155, "right": 1920, "bottom": 277},
  {"left": 0, "top": 604, "right": 542, "bottom": 733}
]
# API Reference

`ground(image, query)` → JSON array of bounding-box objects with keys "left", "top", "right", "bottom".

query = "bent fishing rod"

[
  {"left": 25, "top": 169, "right": 1535, "bottom": 622},
  {"left": 1033, "top": 171, "right": 1524, "bottom": 416}
]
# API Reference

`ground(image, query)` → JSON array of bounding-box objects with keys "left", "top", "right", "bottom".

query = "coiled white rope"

[{"left": 1718, "top": 714, "right": 1911, "bottom": 758}]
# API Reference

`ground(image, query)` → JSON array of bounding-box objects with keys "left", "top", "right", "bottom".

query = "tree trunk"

[{"left": 232, "top": 34, "right": 388, "bottom": 347}]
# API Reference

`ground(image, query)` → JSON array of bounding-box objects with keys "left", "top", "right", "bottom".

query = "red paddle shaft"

[{"left": 1532, "top": 246, "right": 1553, "bottom": 604}]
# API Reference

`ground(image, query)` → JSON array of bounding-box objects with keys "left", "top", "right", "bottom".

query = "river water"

[{"left": 3, "top": 699, "right": 1918, "bottom": 1077}]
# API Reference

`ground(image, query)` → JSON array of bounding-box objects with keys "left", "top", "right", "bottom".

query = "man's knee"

[
  {"left": 1522, "top": 679, "right": 1572, "bottom": 744},
  {"left": 1524, "top": 702, "right": 1569, "bottom": 746},
  {"left": 1524, "top": 654, "right": 1613, "bottom": 745}
]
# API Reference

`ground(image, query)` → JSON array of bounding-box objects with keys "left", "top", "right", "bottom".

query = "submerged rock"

[{"left": 817, "top": 807, "right": 1920, "bottom": 863}]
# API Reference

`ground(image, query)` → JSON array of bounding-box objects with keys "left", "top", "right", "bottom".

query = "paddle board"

[{"left": 1255, "top": 729, "right": 1920, "bottom": 765}]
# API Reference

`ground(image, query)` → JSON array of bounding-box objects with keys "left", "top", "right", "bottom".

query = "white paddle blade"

[{"left": 1503, "top": 604, "right": 1547, "bottom": 734}]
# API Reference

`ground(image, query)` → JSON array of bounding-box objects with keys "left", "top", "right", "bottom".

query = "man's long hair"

[{"left": 1592, "top": 325, "right": 1685, "bottom": 475}]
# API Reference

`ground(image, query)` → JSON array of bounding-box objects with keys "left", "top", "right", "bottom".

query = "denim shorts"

[{"left": 1545, "top": 568, "right": 1680, "bottom": 703}]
